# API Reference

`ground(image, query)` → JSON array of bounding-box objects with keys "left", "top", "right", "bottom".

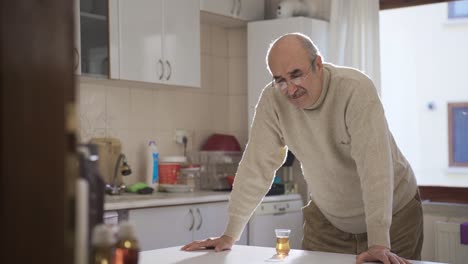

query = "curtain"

[{"left": 328, "top": 0, "right": 381, "bottom": 94}]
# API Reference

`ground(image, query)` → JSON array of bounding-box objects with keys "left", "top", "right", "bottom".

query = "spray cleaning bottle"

[{"left": 146, "top": 141, "right": 159, "bottom": 190}]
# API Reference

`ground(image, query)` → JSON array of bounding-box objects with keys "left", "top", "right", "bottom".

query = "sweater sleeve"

[
  {"left": 223, "top": 87, "right": 287, "bottom": 241},
  {"left": 346, "top": 80, "right": 394, "bottom": 249}
]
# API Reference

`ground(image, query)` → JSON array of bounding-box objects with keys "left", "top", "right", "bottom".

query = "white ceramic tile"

[
  {"left": 212, "top": 57, "right": 229, "bottom": 95},
  {"left": 106, "top": 86, "right": 130, "bottom": 129},
  {"left": 79, "top": 128, "right": 106, "bottom": 143},
  {"left": 228, "top": 57, "right": 248, "bottom": 95},
  {"left": 171, "top": 91, "right": 202, "bottom": 130},
  {"left": 201, "top": 23, "right": 211, "bottom": 55},
  {"left": 78, "top": 83, "right": 107, "bottom": 130},
  {"left": 228, "top": 95, "right": 248, "bottom": 132},
  {"left": 198, "top": 93, "right": 214, "bottom": 130},
  {"left": 154, "top": 89, "right": 178, "bottom": 132},
  {"left": 129, "top": 87, "right": 157, "bottom": 130},
  {"left": 211, "top": 26, "right": 228, "bottom": 57},
  {"left": 211, "top": 94, "right": 229, "bottom": 133},
  {"left": 201, "top": 54, "right": 213, "bottom": 92},
  {"left": 228, "top": 28, "right": 247, "bottom": 58}
]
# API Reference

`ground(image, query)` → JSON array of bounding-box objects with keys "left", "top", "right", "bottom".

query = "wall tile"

[
  {"left": 228, "top": 95, "right": 248, "bottom": 133},
  {"left": 154, "top": 89, "right": 178, "bottom": 131},
  {"left": 211, "top": 94, "right": 230, "bottom": 133},
  {"left": 198, "top": 93, "right": 214, "bottom": 130},
  {"left": 228, "top": 28, "right": 247, "bottom": 58},
  {"left": 201, "top": 54, "right": 213, "bottom": 92},
  {"left": 211, "top": 26, "right": 228, "bottom": 57},
  {"left": 78, "top": 83, "right": 107, "bottom": 141},
  {"left": 107, "top": 86, "right": 130, "bottom": 129},
  {"left": 201, "top": 23, "right": 211, "bottom": 55},
  {"left": 212, "top": 56, "right": 229, "bottom": 95},
  {"left": 228, "top": 57, "right": 247, "bottom": 95},
  {"left": 129, "top": 87, "right": 157, "bottom": 130}
]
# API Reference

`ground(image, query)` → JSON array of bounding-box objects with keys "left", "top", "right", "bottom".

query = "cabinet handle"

[
  {"left": 158, "top": 59, "right": 164, "bottom": 80},
  {"left": 73, "top": 48, "right": 79, "bottom": 71},
  {"left": 165, "top": 60, "right": 172, "bottom": 80},
  {"left": 236, "top": 0, "right": 241, "bottom": 16},
  {"left": 196, "top": 208, "right": 203, "bottom": 231},
  {"left": 189, "top": 208, "right": 195, "bottom": 231},
  {"left": 230, "top": 0, "right": 236, "bottom": 15}
]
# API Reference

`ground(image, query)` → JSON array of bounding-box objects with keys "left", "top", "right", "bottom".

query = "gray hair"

[{"left": 265, "top": 32, "right": 321, "bottom": 74}]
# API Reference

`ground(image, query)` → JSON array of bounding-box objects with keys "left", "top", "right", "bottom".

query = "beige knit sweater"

[{"left": 224, "top": 63, "right": 417, "bottom": 249}]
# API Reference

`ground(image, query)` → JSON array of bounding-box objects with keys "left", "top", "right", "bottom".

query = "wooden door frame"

[{"left": 1, "top": 1, "right": 77, "bottom": 263}]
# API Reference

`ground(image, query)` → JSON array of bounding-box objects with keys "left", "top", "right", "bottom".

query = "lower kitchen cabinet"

[{"left": 128, "top": 201, "right": 247, "bottom": 251}]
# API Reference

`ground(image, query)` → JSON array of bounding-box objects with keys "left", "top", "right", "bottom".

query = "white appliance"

[
  {"left": 249, "top": 194, "right": 304, "bottom": 249},
  {"left": 247, "top": 17, "right": 329, "bottom": 126}
]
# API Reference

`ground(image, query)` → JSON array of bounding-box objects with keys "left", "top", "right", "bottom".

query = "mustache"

[{"left": 286, "top": 87, "right": 307, "bottom": 99}]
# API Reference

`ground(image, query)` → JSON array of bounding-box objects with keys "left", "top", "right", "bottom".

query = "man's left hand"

[{"left": 356, "top": 245, "right": 412, "bottom": 264}]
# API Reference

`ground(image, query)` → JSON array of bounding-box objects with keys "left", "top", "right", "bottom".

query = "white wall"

[{"left": 380, "top": 3, "right": 468, "bottom": 187}]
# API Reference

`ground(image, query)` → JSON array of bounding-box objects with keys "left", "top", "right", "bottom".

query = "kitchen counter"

[
  {"left": 105, "top": 191, "right": 302, "bottom": 211},
  {"left": 139, "top": 245, "right": 445, "bottom": 264}
]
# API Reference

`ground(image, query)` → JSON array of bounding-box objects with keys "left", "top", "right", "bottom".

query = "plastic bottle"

[
  {"left": 146, "top": 141, "right": 159, "bottom": 189},
  {"left": 114, "top": 222, "right": 139, "bottom": 264},
  {"left": 91, "top": 224, "right": 115, "bottom": 264}
]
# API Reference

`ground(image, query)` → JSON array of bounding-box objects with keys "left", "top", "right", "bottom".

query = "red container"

[
  {"left": 201, "top": 134, "right": 241, "bottom": 151},
  {"left": 158, "top": 163, "right": 180, "bottom": 184},
  {"left": 158, "top": 156, "right": 187, "bottom": 185}
]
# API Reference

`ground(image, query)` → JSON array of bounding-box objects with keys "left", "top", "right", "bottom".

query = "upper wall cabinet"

[
  {"left": 117, "top": 0, "right": 201, "bottom": 87},
  {"left": 75, "top": 0, "right": 118, "bottom": 78},
  {"left": 201, "top": 0, "right": 265, "bottom": 21}
]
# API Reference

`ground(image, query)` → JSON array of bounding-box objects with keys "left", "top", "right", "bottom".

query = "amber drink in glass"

[{"left": 275, "top": 229, "right": 291, "bottom": 256}]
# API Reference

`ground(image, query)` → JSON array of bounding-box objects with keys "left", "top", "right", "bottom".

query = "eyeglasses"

[{"left": 271, "top": 64, "right": 314, "bottom": 91}]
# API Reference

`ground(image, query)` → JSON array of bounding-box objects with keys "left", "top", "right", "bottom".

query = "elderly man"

[{"left": 183, "top": 33, "right": 423, "bottom": 264}]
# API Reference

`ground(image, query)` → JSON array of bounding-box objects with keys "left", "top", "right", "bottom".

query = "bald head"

[{"left": 266, "top": 33, "right": 320, "bottom": 73}]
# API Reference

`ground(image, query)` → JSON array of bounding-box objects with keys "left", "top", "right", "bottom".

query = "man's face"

[{"left": 268, "top": 43, "right": 323, "bottom": 109}]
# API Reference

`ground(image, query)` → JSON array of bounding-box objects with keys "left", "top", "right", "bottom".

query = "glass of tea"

[{"left": 274, "top": 229, "right": 291, "bottom": 256}]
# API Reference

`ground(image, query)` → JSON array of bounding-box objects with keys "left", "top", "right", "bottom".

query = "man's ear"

[{"left": 315, "top": 55, "right": 323, "bottom": 73}]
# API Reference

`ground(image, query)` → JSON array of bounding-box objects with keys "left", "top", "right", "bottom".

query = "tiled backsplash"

[{"left": 78, "top": 24, "right": 249, "bottom": 185}]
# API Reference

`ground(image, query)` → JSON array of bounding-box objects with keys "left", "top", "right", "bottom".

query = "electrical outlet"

[{"left": 175, "top": 129, "right": 188, "bottom": 145}]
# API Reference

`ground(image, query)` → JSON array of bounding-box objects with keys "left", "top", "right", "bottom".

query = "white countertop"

[
  {"left": 105, "top": 191, "right": 302, "bottom": 211},
  {"left": 139, "top": 245, "right": 445, "bottom": 264}
]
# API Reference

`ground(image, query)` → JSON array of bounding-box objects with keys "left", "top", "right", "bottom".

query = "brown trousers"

[{"left": 302, "top": 191, "right": 424, "bottom": 260}]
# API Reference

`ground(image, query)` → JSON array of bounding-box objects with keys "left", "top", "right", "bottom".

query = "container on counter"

[
  {"left": 158, "top": 156, "right": 187, "bottom": 186},
  {"left": 114, "top": 222, "right": 139, "bottom": 264},
  {"left": 145, "top": 141, "right": 159, "bottom": 189},
  {"left": 178, "top": 164, "right": 201, "bottom": 192}
]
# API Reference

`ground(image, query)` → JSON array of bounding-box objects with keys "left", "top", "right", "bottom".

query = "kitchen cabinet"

[
  {"left": 247, "top": 17, "right": 329, "bottom": 126},
  {"left": 75, "top": 0, "right": 118, "bottom": 78},
  {"left": 128, "top": 202, "right": 248, "bottom": 251},
  {"left": 117, "top": 0, "right": 200, "bottom": 87},
  {"left": 201, "top": 0, "right": 265, "bottom": 21}
]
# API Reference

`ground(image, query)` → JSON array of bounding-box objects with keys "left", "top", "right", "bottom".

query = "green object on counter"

[{"left": 126, "top": 182, "right": 150, "bottom": 193}]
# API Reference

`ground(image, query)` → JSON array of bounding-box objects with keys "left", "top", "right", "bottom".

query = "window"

[
  {"left": 448, "top": 0, "right": 468, "bottom": 19},
  {"left": 448, "top": 102, "right": 468, "bottom": 167}
]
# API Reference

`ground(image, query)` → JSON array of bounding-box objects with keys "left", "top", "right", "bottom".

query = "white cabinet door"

[
  {"left": 201, "top": 0, "right": 264, "bottom": 21},
  {"left": 118, "top": 0, "right": 164, "bottom": 83},
  {"left": 193, "top": 202, "right": 229, "bottom": 241},
  {"left": 129, "top": 205, "right": 193, "bottom": 251},
  {"left": 192, "top": 202, "right": 249, "bottom": 245},
  {"left": 200, "top": 0, "right": 237, "bottom": 18},
  {"left": 163, "top": 0, "right": 200, "bottom": 87},
  {"left": 237, "top": 0, "right": 265, "bottom": 21}
]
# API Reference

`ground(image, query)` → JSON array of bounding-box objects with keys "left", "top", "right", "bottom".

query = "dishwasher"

[{"left": 248, "top": 194, "right": 304, "bottom": 249}]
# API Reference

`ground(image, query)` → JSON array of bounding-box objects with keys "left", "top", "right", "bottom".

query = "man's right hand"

[{"left": 181, "top": 235, "right": 235, "bottom": 252}]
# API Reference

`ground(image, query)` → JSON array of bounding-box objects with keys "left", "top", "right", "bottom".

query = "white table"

[{"left": 140, "top": 245, "right": 445, "bottom": 264}]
